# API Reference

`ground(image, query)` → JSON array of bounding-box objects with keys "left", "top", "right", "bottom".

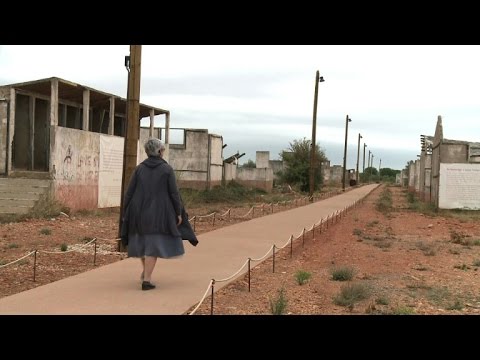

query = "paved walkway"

[{"left": 0, "top": 184, "right": 378, "bottom": 314}]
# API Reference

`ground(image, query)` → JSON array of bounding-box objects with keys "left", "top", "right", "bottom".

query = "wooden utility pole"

[
  {"left": 309, "top": 71, "right": 320, "bottom": 201},
  {"left": 341, "top": 115, "right": 351, "bottom": 192},
  {"left": 118, "top": 45, "right": 142, "bottom": 252},
  {"left": 356, "top": 133, "right": 362, "bottom": 185}
]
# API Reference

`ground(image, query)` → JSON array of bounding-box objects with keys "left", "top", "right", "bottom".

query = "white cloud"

[{"left": 2, "top": 45, "right": 480, "bottom": 170}]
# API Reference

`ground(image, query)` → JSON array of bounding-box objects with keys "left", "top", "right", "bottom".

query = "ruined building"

[{"left": 405, "top": 116, "right": 480, "bottom": 210}]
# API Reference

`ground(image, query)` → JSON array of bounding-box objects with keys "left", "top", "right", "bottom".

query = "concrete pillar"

[
  {"left": 164, "top": 111, "right": 170, "bottom": 162},
  {"left": 149, "top": 108, "right": 155, "bottom": 137},
  {"left": 108, "top": 96, "right": 115, "bottom": 135},
  {"left": 82, "top": 89, "right": 90, "bottom": 131},
  {"left": 50, "top": 79, "right": 58, "bottom": 126},
  {"left": 419, "top": 151, "right": 426, "bottom": 200},
  {"left": 29, "top": 96, "right": 35, "bottom": 170},
  {"left": 7, "top": 88, "right": 15, "bottom": 174},
  {"left": 62, "top": 104, "right": 67, "bottom": 127},
  {"left": 256, "top": 151, "right": 270, "bottom": 168},
  {"left": 49, "top": 80, "right": 59, "bottom": 176}
]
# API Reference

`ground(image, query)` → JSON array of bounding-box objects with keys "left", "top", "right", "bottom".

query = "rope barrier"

[
  {"left": 276, "top": 235, "right": 294, "bottom": 250},
  {"left": 0, "top": 251, "right": 35, "bottom": 268},
  {"left": 250, "top": 245, "right": 275, "bottom": 262},
  {"left": 239, "top": 207, "right": 254, "bottom": 218},
  {"left": 188, "top": 279, "right": 214, "bottom": 315},
  {"left": 38, "top": 237, "right": 97, "bottom": 254},
  {"left": 185, "top": 191, "right": 372, "bottom": 315},
  {"left": 217, "top": 209, "right": 231, "bottom": 218},
  {"left": 94, "top": 237, "right": 121, "bottom": 243},
  {"left": 195, "top": 212, "right": 216, "bottom": 219},
  {"left": 214, "top": 259, "right": 250, "bottom": 282}
]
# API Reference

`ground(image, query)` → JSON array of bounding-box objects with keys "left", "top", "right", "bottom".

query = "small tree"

[
  {"left": 241, "top": 159, "right": 256, "bottom": 168},
  {"left": 379, "top": 167, "right": 400, "bottom": 183},
  {"left": 278, "top": 138, "right": 328, "bottom": 192}
]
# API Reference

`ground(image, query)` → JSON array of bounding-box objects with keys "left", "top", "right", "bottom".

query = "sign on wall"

[
  {"left": 439, "top": 163, "right": 480, "bottom": 210},
  {"left": 98, "top": 136, "right": 146, "bottom": 208},
  {"left": 98, "top": 135, "right": 124, "bottom": 208}
]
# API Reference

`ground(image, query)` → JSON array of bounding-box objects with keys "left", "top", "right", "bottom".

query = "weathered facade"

[
  {"left": 0, "top": 77, "right": 169, "bottom": 212},
  {"left": 142, "top": 128, "right": 224, "bottom": 190},
  {"left": 235, "top": 151, "right": 274, "bottom": 192},
  {"left": 406, "top": 116, "right": 480, "bottom": 210},
  {"left": 0, "top": 77, "right": 283, "bottom": 213}
]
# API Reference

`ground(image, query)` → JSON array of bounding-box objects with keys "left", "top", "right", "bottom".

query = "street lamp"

[
  {"left": 368, "top": 150, "right": 372, "bottom": 182},
  {"left": 309, "top": 70, "right": 325, "bottom": 200},
  {"left": 362, "top": 143, "right": 367, "bottom": 174},
  {"left": 356, "top": 133, "right": 362, "bottom": 185},
  {"left": 342, "top": 115, "right": 352, "bottom": 192}
]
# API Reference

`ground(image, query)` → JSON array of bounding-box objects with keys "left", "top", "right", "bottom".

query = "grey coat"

[{"left": 121, "top": 156, "right": 182, "bottom": 238}]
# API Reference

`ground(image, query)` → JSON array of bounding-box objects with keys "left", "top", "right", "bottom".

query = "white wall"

[
  {"left": 224, "top": 163, "right": 237, "bottom": 181},
  {"left": 439, "top": 163, "right": 480, "bottom": 210},
  {"left": 256, "top": 151, "right": 270, "bottom": 168},
  {"left": 53, "top": 126, "right": 100, "bottom": 209},
  {"left": 98, "top": 135, "right": 124, "bottom": 208}
]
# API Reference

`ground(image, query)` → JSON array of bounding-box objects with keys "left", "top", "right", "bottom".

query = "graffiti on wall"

[
  {"left": 61, "top": 145, "right": 74, "bottom": 181},
  {"left": 56, "top": 127, "right": 99, "bottom": 185}
]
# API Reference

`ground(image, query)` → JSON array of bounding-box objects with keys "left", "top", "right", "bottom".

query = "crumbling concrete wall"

[
  {"left": 168, "top": 130, "right": 224, "bottom": 190},
  {"left": 322, "top": 161, "right": 331, "bottom": 182},
  {"left": 169, "top": 129, "right": 209, "bottom": 189},
  {"left": 234, "top": 151, "right": 274, "bottom": 192},
  {"left": 209, "top": 135, "right": 223, "bottom": 188},
  {"left": 440, "top": 143, "right": 468, "bottom": 163},
  {"left": 423, "top": 154, "right": 432, "bottom": 202},
  {"left": 330, "top": 165, "right": 343, "bottom": 183},
  {"left": 236, "top": 167, "right": 273, "bottom": 192},
  {"left": 408, "top": 162, "right": 415, "bottom": 190},
  {"left": 0, "top": 99, "right": 7, "bottom": 174},
  {"left": 415, "top": 115, "right": 480, "bottom": 209},
  {"left": 224, "top": 162, "right": 237, "bottom": 181},
  {"left": 414, "top": 160, "right": 420, "bottom": 192},
  {"left": 431, "top": 117, "right": 442, "bottom": 207},
  {"left": 52, "top": 126, "right": 100, "bottom": 210},
  {"left": 269, "top": 160, "right": 283, "bottom": 183},
  {"left": 256, "top": 151, "right": 270, "bottom": 169}
]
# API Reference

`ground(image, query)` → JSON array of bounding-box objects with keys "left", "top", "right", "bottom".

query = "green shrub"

[
  {"left": 331, "top": 266, "right": 355, "bottom": 281},
  {"left": 334, "top": 283, "right": 369, "bottom": 307},
  {"left": 269, "top": 288, "right": 288, "bottom": 315},
  {"left": 60, "top": 243, "right": 68, "bottom": 252},
  {"left": 375, "top": 296, "right": 389, "bottom": 305},
  {"left": 40, "top": 228, "right": 51, "bottom": 235},
  {"left": 295, "top": 270, "right": 312, "bottom": 285},
  {"left": 353, "top": 228, "right": 363, "bottom": 236},
  {"left": 392, "top": 306, "right": 415, "bottom": 315}
]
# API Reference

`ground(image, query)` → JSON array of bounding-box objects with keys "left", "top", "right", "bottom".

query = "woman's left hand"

[{"left": 177, "top": 215, "right": 182, "bottom": 226}]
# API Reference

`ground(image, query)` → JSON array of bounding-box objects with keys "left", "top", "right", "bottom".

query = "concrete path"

[{"left": 0, "top": 184, "right": 378, "bottom": 314}]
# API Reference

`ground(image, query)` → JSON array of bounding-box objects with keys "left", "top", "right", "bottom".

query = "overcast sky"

[{"left": 1, "top": 45, "right": 480, "bottom": 170}]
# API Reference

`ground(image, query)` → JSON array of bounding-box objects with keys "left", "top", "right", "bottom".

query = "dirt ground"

[
  {"left": 0, "top": 197, "right": 315, "bottom": 300},
  {"left": 190, "top": 185, "right": 480, "bottom": 315},
  {"left": 2, "top": 186, "right": 480, "bottom": 315}
]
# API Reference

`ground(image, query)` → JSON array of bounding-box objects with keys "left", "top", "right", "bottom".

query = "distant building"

[{"left": 405, "top": 116, "right": 480, "bottom": 210}]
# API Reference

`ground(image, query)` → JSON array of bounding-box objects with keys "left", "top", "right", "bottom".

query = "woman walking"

[{"left": 121, "top": 138, "right": 185, "bottom": 290}]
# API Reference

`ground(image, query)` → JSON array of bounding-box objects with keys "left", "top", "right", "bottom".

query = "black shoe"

[{"left": 142, "top": 281, "right": 156, "bottom": 291}]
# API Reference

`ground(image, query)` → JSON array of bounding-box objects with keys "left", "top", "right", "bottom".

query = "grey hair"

[{"left": 144, "top": 138, "right": 166, "bottom": 157}]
